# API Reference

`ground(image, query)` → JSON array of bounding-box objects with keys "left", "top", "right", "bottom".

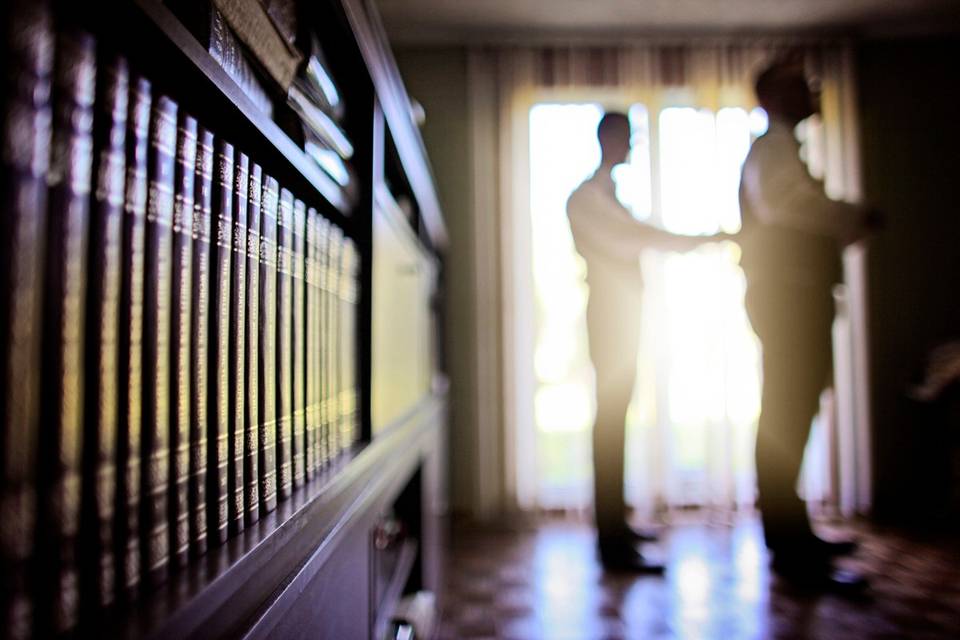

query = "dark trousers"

[
  {"left": 586, "top": 291, "right": 641, "bottom": 540},
  {"left": 744, "top": 281, "right": 834, "bottom": 551}
]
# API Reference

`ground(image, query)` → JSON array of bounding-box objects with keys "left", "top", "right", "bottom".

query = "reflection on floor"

[{"left": 438, "top": 512, "right": 960, "bottom": 639}]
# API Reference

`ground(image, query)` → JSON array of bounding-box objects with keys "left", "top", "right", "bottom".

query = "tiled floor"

[{"left": 437, "top": 512, "right": 960, "bottom": 639}]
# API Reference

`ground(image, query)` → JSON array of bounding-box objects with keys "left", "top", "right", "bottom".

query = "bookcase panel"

[{"left": 0, "top": 0, "right": 446, "bottom": 638}]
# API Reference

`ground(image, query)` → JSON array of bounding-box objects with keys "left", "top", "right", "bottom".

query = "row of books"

[
  {"left": 168, "top": 0, "right": 358, "bottom": 204},
  {"left": 0, "top": 5, "right": 360, "bottom": 638}
]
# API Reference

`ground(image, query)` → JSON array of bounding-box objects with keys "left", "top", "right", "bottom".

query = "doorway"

[{"left": 527, "top": 100, "right": 770, "bottom": 520}]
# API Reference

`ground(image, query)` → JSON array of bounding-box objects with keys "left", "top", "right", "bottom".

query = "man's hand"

[
  {"left": 715, "top": 231, "right": 740, "bottom": 243},
  {"left": 673, "top": 231, "right": 737, "bottom": 253}
]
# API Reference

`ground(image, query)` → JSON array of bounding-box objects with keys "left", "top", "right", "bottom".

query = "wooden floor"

[{"left": 437, "top": 512, "right": 960, "bottom": 639}]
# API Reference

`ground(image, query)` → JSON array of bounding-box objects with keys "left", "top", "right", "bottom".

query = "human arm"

[
  {"left": 567, "top": 184, "right": 717, "bottom": 260},
  {"left": 743, "top": 130, "right": 872, "bottom": 245}
]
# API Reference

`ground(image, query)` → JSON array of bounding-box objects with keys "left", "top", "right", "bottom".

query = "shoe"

[
  {"left": 604, "top": 524, "right": 660, "bottom": 545},
  {"left": 811, "top": 535, "right": 858, "bottom": 557},
  {"left": 788, "top": 535, "right": 858, "bottom": 559},
  {"left": 767, "top": 534, "right": 858, "bottom": 560},
  {"left": 598, "top": 541, "right": 665, "bottom": 574},
  {"left": 772, "top": 558, "right": 869, "bottom": 594},
  {"left": 625, "top": 524, "right": 660, "bottom": 543}
]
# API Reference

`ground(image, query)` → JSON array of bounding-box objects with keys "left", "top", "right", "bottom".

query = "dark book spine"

[
  {"left": 0, "top": 4, "right": 53, "bottom": 637},
  {"left": 141, "top": 95, "right": 177, "bottom": 587},
  {"left": 116, "top": 75, "right": 150, "bottom": 601},
  {"left": 291, "top": 200, "right": 307, "bottom": 488},
  {"left": 317, "top": 219, "right": 330, "bottom": 468},
  {"left": 304, "top": 210, "right": 317, "bottom": 480},
  {"left": 244, "top": 164, "right": 261, "bottom": 525},
  {"left": 207, "top": 141, "right": 233, "bottom": 545},
  {"left": 36, "top": 27, "right": 96, "bottom": 635},
  {"left": 327, "top": 226, "right": 342, "bottom": 459},
  {"left": 207, "top": 8, "right": 274, "bottom": 118},
  {"left": 168, "top": 114, "right": 197, "bottom": 570},
  {"left": 275, "top": 189, "right": 294, "bottom": 499},
  {"left": 188, "top": 129, "right": 213, "bottom": 557},
  {"left": 80, "top": 53, "right": 127, "bottom": 617},
  {"left": 228, "top": 152, "right": 248, "bottom": 536},
  {"left": 257, "top": 177, "right": 279, "bottom": 514}
]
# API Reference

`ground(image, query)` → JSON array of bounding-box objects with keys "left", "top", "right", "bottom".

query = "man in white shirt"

[
  {"left": 739, "top": 60, "right": 879, "bottom": 585},
  {"left": 567, "top": 112, "right": 726, "bottom": 572}
]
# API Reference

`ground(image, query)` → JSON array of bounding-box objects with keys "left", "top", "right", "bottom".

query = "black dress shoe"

[
  {"left": 768, "top": 535, "right": 858, "bottom": 559},
  {"left": 772, "top": 559, "right": 869, "bottom": 594},
  {"left": 625, "top": 525, "right": 660, "bottom": 543},
  {"left": 812, "top": 536, "right": 858, "bottom": 557},
  {"left": 604, "top": 524, "right": 659, "bottom": 545},
  {"left": 598, "top": 542, "right": 665, "bottom": 574}
]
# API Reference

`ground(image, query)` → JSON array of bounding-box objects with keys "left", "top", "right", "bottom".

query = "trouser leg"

[
  {"left": 593, "top": 362, "right": 635, "bottom": 538},
  {"left": 587, "top": 297, "right": 640, "bottom": 540},
  {"left": 746, "top": 285, "right": 833, "bottom": 551}
]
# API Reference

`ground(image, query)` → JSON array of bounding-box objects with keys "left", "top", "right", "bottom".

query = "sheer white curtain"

[{"left": 467, "top": 40, "right": 872, "bottom": 519}]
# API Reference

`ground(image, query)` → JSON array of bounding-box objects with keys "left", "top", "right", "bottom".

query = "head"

[
  {"left": 754, "top": 59, "right": 819, "bottom": 125},
  {"left": 597, "top": 111, "right": 631, "bottom": 167}
]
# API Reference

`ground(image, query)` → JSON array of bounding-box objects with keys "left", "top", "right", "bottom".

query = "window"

[{"left": 529, "top": 101, "right": 768, "bottom": 515}]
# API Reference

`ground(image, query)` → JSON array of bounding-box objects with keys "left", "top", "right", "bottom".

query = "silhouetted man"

[
  {"left": 739, "top": 60, "right": 879, "bottom": 586},
  {"left": 567, "top": 112, "right": 725, "bottom": 572}
]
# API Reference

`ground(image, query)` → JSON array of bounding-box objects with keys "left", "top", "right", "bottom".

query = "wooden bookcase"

[{"left": 3, "top": 0, "right": 447, "bottom": 638}]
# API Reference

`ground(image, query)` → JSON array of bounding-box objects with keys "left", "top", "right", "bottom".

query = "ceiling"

[{"left": 375, "top": 0, "right": 960, "bottom": 43}]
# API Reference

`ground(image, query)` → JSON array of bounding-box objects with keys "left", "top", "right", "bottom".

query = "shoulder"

[
  {"left": 744, "top": 126, "right": 797, "bottom": 176},
  {"left": 753, "top": 123, "right": 797, "bottom": 155},
  {"left": 566, "top": 176, "right": 596, "bottom": 216}
]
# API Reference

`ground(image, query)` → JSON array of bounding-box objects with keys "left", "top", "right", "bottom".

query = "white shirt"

[
  {"left": 739, "top": 118, "right": 868, "bottom": 244},
  {"left": 567, "top": 169, "right": 698, "bottom": 294}
]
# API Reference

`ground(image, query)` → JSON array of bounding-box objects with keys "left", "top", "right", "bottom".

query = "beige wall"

[{"left": 394, "top": 48, "right": 478, "bottom": 513}]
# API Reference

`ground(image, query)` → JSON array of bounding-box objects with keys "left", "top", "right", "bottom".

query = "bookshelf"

[{"left": 0, "top": 0, "right": 447, "bottom": 638}]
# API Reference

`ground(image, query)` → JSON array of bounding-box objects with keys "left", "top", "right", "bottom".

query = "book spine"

[
  {"left": 291, "top": 200, "right": 307, "bottom": 488},
  {"left": 287, "top": 86, "right": 354, "bottom": 160},
  {"left": 275, "top": 188, "right": 294, "bottom": 499},
  {"left": 116, "top": 75, "right": 150, "bottom": 601},
  {"left": 327, "top": 226, "right": 342, "bottom": 459},
  {"left": 304, "top": 210, "right": 317, "bottom": 480},
  {"left": 343, "top": 239, "right": 358, "bottom": 447},
  {"left": 0, "top": 4, "right": 53, "bottom": 637},
  {"left": 335, "top": 229, "right": 349, "bottom": 452},
  {"left": 80, "top": 52, "right": 127, "bottom": 616},
  {"left": 228, "top": 152, "right": 248, "bottom": 536},
  {"left": 207, "top": 141, "right": 233, "bottom": 546},
  {"left": 188, "top": 128, "right": 213, "bottom": 557},
  {"left": 37, "top": 27, "right": 96, "bottom": 635},
  {"left": 212, "top": 0, "right": 302, "bottom": 93},
  {"left": 207, "top": 8, "right": 274, "bottom": 119},
  {"left": 168, "top": 113, "right": 197, "bottom": 570},
  {"left": 316, "top": 219, "right": 330, "bottom": 467},
  {"left": 141, "top": 94, "right": 177, "bottom": 587},
  {"left": 350, "top": 240, "right": 360, "bottom": 445},
  {"left": 257, "top": 177, "right": 279, "bottom": 514},
  {"left": 244, "top": 164, "right": 261, "bottom": 525}
]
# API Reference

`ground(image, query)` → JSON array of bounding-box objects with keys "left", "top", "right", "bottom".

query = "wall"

[
  {"left": 858, "top": 38, "right": 960, "bottom": 524},
  {"left": 394, "top": 48, "right": 478, "bottom": 514}
]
